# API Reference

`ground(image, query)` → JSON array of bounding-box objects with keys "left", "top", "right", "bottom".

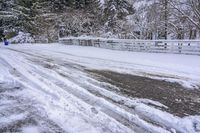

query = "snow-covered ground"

[
  {"left": 10, "top": 43, "right": 200, "bottom": 88},
  {"left": 0, "top": 43, "right": 200, "bottom": 133}
]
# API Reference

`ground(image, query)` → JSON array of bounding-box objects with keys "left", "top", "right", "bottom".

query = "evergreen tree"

[
  {"left": 47, "top": 0, "right": 75, "bottom": 12},
  {"left": 0, "top": 0, "right": 39, "bottom": 34},
  {"left": 74, "top": 0, "right": 86, "bottom": 9},
  {"left": 84, "top": 0, "right": 103, "bottom": 31},
  {"left": 104, "top": 0, "right": 134, "bottom": 33},
  {"left": 14, "top": 0, "right": 38, "bottom": 33},
  {"left": 0, "top": 0, "right": 17, "bottom": 31}
]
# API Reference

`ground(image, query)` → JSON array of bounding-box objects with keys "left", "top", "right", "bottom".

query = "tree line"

[
  {"left": 129, "top": 0, "right": 200, "bottom": 40},
  {"left": 0, "top": 0, "right": 199, "bottom": 42}
]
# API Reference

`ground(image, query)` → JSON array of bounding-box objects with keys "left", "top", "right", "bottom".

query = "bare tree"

[{"left": 169, "top": 0, "right": 200, "bottom": 30}]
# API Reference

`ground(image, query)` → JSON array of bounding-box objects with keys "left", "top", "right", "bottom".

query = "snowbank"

[{"left": 9, "top": 32, "right": 34, "bottom": 44}]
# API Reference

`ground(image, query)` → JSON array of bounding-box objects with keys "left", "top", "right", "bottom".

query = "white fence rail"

[{"left": 59, "top": 37, "right": 200, "bottom": 55}]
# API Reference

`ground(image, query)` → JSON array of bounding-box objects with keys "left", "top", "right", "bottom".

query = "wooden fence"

[{"left": 59, "top": 37, "right": 200, "bottom": 55}]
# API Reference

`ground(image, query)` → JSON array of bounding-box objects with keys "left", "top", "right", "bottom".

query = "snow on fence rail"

[{"left": 59, "top": 37, "right": 200, "bottom": 55}]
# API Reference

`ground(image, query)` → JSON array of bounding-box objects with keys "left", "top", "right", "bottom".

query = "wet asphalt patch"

[{"left": 88, "top": 70, "right": 200, "bottom": 117}]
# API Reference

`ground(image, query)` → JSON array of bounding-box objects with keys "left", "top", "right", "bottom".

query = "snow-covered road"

[{"left": 0, "top": 44, "right": 200, "bottom": 133}]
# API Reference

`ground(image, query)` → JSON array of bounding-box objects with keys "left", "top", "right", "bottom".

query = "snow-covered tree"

[
  {"left": 169, "top": 0, "right": 200, "bottom": 39},
  {"left": 0, "top": 0, "right": 17, "bottom": 31},
  {"left": 104, "top": 0, "right": 134, "bottom": 33},
  {"left": 0, "top": 0, "right": 38, "bottom": 35}
]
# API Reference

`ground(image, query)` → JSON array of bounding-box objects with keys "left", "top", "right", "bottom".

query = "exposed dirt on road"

[{"left": 88, "top": 70, "right": 200, "bottom": 117}]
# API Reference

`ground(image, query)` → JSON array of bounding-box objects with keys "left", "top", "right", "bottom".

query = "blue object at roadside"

[{"left": 4, "top": 41, "right": 9, "bottom": 45}]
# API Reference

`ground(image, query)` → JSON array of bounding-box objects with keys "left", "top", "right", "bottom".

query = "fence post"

[
  {"left": 178, "top": 42, "right": 182, "bottom": 53},
  {"left": 164, "top": 41, "right": 167, "bottom": 49}
]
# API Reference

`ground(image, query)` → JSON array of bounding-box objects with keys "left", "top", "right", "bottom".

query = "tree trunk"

[{"left": 164, "top": 0, "right": 168, "bottom": 40}]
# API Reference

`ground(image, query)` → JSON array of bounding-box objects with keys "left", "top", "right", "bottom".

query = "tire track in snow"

[
  {"left": 2, "top": 48, "right": 174, "bottom": 133},
  {"left": 0, "top": 56, "right": 65, "bottom": 133},
  {"left": 0, "top": 49, "right": 136, "bottom": 133}
]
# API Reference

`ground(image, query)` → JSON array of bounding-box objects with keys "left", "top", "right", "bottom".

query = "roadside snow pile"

[
  {"left": 9, "top": 32, "right": 34, "bottom": 44},
  {"left": 135, "top": 104, "right": 200, "bottom": 133}
]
